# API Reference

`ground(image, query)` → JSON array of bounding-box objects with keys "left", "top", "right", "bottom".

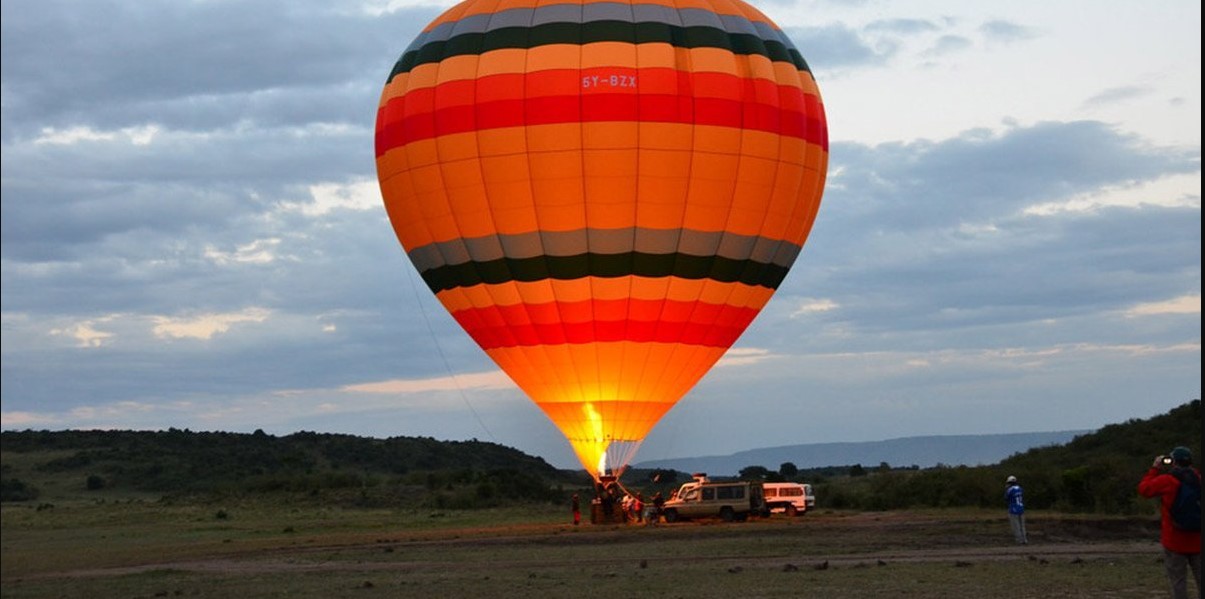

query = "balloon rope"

[{"left": 403, "top": 262, "right": 497, "bottom": 442}]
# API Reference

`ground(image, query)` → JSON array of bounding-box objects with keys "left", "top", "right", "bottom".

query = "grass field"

[{"left": 0, "top": 496, "right": 1170, "bottom": 599}]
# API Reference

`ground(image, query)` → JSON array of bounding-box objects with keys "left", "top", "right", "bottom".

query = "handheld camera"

[{"left": 1160, "top": 455, "right": 1174, "bottom": 466}]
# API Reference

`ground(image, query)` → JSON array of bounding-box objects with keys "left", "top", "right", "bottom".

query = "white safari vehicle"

[
  {"left": 661, "top": 474, "right": 765, "bottom": 522},
  {"left": 762, "top": 482, "right": 814, "bottom": 516}
]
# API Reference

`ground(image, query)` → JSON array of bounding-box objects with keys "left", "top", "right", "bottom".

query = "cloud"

[
  {"left": 151, "top": 308, "right": 272, "bottom": 340},
  {"left": 1024, "top": 172, "right": 1201, "bottom": 215},
  {"left": 362, "top": 0, "right": 456, "bottom": 15},
  {"left": 716, "top": 348, "right": 775, "bottom": 367},
  {"left": 1124, "top": 295, "right": 1201, "bottom": 317},
  {"left": 1083, "top": 85, "right": 1153, "bottom": 109},
  {"left": 826, "top": 121, "right": 1199, "bottom": 230},
  {"left": 787, "top": 24, "right": 894, "bottom": 71},
  {"left": 0, "top": 411, "right": 61, "bottom": 428},
  {"left": 39, "top": 308, "right": 276, "bottom": 348},
  {"left": 34, "top": 124, "right": 161, "bottom": 146},
  {"left": 923, "top": 34, "right": 973, "bottom": 57},
  {"left": 764, "top": 120, "right": 1200, "bottom": 357},
  {"left": 341, "top": 370, "right": 514, "bottom": 394},
  {"left": 790, "top": 298, "right": 840, "bottom": 318},
  {"left": 0, "top": 370, "right": 525, "bottom": 437},
  {"left": 50, "top": 320, "right": 115, "bottom": 348},
  {"left": 0, "top": 0, "right": 437, "bottom": 141},
  {"left": 204, "top": 239, "right": 283, "bottom": 265},
  {"left": 978, "top": 19, "right": 1038, "bottom": 43},
  {"left": 284, "top": 179, "right": 383, "bottom": 216},
  {"left": 864, "top": 19, "right": 941, "bottom": 35}
]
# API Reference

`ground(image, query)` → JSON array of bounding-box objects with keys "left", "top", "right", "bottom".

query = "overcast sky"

[{"left": 2, "top": 0, "right": 1199, "bottom": 470}]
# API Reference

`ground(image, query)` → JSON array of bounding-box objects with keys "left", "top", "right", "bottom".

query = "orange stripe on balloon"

[{"left": 486, "top": 342, "right": 727, "bottom": 402}]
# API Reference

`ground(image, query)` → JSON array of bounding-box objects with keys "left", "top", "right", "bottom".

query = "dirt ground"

[
  {"left": 19, "top": 510, "right": 1163, "bottom": 581},
  {"left": 3, "top": 508, "right": 1176, "bottom": 599}
]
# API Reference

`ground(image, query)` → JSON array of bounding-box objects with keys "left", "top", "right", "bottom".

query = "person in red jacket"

[{"left": 1138, "top": 446, "right": 1201, "bottom": 599}]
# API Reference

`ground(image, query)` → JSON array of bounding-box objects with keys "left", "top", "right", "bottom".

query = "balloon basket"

[
  {"left": 589, "top": 498, "right": 626, "bottom": 525},
  {"left": 590, "top": 475, "right": 626, "bottom": 524}
]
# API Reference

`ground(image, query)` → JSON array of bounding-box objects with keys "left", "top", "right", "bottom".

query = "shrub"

[{"left": 1, "top": 478, "right": 40, "bottom": 502}]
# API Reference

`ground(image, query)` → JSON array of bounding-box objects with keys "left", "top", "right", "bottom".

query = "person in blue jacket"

[{"left": 1005, "top": 475, "right": 1028, "bottom": 545}]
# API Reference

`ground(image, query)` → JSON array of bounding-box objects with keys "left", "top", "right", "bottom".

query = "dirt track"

[{"left": 45, "top": 541, "right": 1157, "bottom": 579}]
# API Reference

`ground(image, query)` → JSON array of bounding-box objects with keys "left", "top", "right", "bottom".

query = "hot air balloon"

[{"left": 375, "top": 0, "right": 828, "bottom": 481}]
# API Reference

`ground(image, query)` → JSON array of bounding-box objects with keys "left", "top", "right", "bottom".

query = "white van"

[{"left": 762, "top": 482, "right": 814, "bottom": 516}]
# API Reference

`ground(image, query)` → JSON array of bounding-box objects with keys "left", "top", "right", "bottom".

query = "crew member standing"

[{"left": 1005, "top": 475, "right": 1028, "bottom": 545}]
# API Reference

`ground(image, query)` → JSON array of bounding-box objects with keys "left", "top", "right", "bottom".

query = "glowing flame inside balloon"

[
  {"left": 586, "top": 402, "right": 606, "bottom": 477},
  {"left": 374, "top": 0, "right": 828, "bottom": 481}
]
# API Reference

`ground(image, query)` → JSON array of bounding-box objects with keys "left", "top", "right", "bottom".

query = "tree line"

[
  {"left": 727, "top": 400, "right": 1199, "bottom": 515},
  {"left": 2, "top": 400, "right": 1198, "bottom": 515},
  {"left": 1, "top": 428, "right": 576, "bottom": 506}
]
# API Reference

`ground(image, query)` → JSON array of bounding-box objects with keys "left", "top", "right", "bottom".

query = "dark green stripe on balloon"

[
  {"left": 417, "top": 252, "right": 791, "bottom": 292},
  {"left": 390, "top": 21, "right": 809, "bottom": 80}
]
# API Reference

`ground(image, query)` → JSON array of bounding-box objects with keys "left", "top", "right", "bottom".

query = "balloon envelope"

[{"left": 375, "top": 0, "right": 828, "bottom": 478}]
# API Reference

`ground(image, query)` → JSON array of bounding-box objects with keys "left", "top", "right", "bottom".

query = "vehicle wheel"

[
  {"left": 663, "top": 509, "right": 679, "bottom": 523},
  {"left": 785, "top": 505, "right": 798, "bottom": 517},
  {"left": 720, "top": 507, "right": 735, "bottom": 522}
]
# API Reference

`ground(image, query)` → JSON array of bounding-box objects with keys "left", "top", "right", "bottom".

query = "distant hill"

[
  {"left": 634, "top": 431, "right": 1090, "bottom": 475},
  {"left": 1000, "top": 399, "right": 1202, "bottom": 472},
  {"left": 800, "top": 399, "right": 1200, "bottom": 514}
]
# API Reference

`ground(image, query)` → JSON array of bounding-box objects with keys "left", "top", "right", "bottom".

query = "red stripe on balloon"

[
  {"left": 448, "top": 298, "right": 761, "bottom": 349},
  {"left": 376, "top": 68, "right": 825, "bottom": 157}
]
